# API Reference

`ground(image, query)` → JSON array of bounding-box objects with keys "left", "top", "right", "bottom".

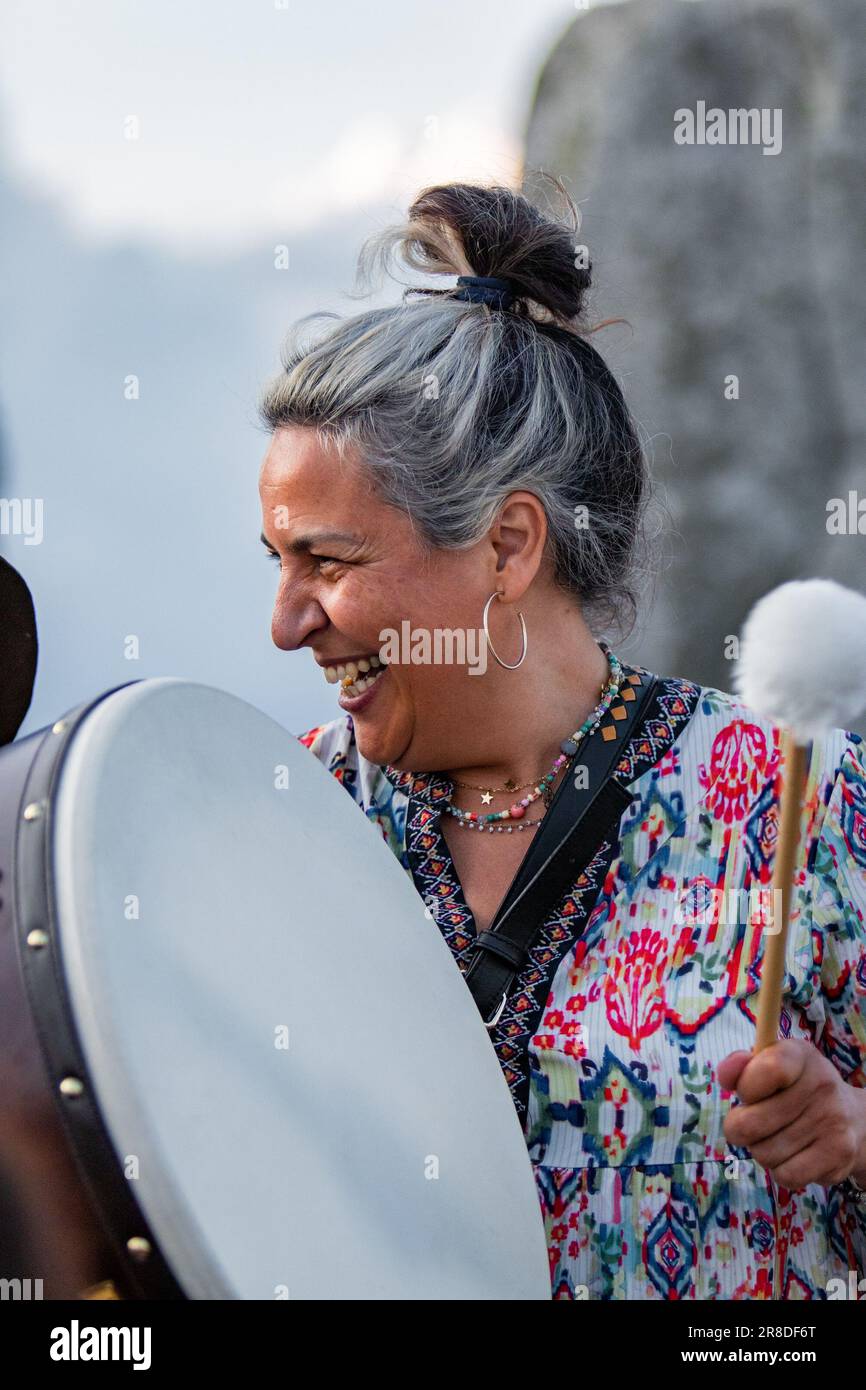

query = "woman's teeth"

[{"left": 324, "top": 655, "right": 386, "bottom": 693}]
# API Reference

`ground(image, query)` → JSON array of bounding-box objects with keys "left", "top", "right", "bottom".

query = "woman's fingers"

[
  {"left": 723, "top": 1083, "right": 810, "bottom": 1151},
  {"left": 770, "top": 1138, "right": 857, "bottom": 1190},
  {"left": 721, "top": 1040, "right": 864, "bottom": 1188},
  {"left": 740, "top": 1108, "right": 825, "bottom": 1173},
  {"left": 728, "top": 1040, "right": 810, "bottom": 1105},
  {"left": 717, "top": 1049, "right": 752, "bottom": 1092}
]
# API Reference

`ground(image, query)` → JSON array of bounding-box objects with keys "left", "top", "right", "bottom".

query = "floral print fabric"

[{"left": 297, "top": 662, "right": 866, "bottom": 1299}]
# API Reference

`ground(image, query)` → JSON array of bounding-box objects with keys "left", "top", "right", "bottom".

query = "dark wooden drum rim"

[{"left": 14, "top": 681, "right": 187, "bottom": 1299}]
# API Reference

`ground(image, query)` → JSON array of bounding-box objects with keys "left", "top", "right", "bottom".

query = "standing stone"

[{"left": 524, "top": 0, "right": 866, "bottom": 704}]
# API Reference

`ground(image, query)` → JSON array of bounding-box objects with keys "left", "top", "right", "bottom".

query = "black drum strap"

[{"left": 462, "top": 671, "right": 658, "bottom": 1028}]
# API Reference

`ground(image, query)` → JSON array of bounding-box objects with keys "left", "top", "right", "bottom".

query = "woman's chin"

[{"left": 353, "top": 713, "right": 414, "bottom": 772}]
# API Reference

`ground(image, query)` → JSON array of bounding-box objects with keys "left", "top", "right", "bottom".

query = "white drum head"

[{"left": 50, "top": 679, "right": 550, "bottom": 1299}]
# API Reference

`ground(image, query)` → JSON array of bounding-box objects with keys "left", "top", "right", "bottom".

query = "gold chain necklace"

[
  {"left": 443, "top": 646, "right": 624, "bottom": 833},
  {"left": 448, "top": 657, "right": 620, "bottom": 801}
]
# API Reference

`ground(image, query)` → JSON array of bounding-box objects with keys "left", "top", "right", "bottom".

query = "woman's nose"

[{"left": 270, "top": 587, "right": 327, "bottom": 653}]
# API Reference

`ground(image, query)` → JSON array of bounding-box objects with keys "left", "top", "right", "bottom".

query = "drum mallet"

[{"left": 733, "top": 578, "right": 866, "bottom": 1050}]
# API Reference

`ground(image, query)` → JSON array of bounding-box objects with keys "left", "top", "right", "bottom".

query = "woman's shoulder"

[
  {"left": 296, "top": 712, "right": 401, "bottom": 815},
  {"left": 664, "top": 669, "right": 864, "bottom": 837},
  {"left": 295, "top": 712, "right": 410, "bottom": 862},
  {"left": 296, "top": 713, "right": 362, "bottom": 796},
  {"left": 297, "top": 712, "right": 356, "bottom": 764},
  {"left": 686, "top": 674, "right": 861, "bottom": 767}
]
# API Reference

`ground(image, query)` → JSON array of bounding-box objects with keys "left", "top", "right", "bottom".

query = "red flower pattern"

[
  {"left": 698, "top": 719, "right": 781, "bottom": 824},
  {"left": 604, "top": 926, "right": 668, "bottom": 1049}
]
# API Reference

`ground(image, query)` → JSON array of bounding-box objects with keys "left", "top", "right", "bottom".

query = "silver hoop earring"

[{"left": 482, "top": 591, "right": 528, "bottom": 670}]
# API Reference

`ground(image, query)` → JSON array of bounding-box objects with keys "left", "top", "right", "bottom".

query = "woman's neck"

[{"left": 441, "top": 619, "right": 613, "bottom": 794}]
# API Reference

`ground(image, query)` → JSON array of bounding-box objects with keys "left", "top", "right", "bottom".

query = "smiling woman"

[{"left": 256, "top": 179, "right": 866, "bottom": 1301}]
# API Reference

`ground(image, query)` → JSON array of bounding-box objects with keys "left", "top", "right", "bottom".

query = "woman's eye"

[{"left": 263, "top": 550, "right": 344, "bottom": 573}]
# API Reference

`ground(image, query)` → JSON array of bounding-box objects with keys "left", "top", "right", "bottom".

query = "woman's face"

[{"left": 259, "top": 424, "right": 531, "bottom": 771}]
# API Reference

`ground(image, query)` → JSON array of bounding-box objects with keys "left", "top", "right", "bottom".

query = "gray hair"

[{"left": 259, "top": 178, "right": 660, "bottom": 639}]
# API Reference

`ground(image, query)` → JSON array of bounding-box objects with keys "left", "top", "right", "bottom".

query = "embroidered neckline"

[
  {"left": 391, "top": 667, "right": 703, "bottom": 1120},
  {"left": 380, "top": 763, "right": 452, "bottom": 804}
]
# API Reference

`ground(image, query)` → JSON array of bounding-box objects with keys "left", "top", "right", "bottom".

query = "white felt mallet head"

[
  {"left": 734, "top": 579, "right": 866, "bottom": 1057},
  {"left": 733, "top": 578, "right": 866, "bottom": 744}
]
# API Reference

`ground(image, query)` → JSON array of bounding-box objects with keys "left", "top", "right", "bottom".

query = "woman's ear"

[{"left": 488, "top": 491, "right": 548, "bottom": 595}]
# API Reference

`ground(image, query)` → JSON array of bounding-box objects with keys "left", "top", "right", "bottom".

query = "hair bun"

[{"left": 362, "top": 176, "right": 592, "bottom": 328}]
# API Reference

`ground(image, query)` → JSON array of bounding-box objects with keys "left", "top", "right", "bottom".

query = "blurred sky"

[
  {"left": 3, "top": 0, "right": 648, "bottom": 739},
  {"left": 0, "top": 0, "right": 600, "bottom": 255}
]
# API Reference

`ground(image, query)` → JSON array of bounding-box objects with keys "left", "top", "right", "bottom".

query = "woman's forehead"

[
  {"left": 260, "top": 424, "right": 341, "bottom": 485},
  {"left": 259, "top": 428, "right": 392, "bottom": 546},
  {"left": 261, "top": 427, "right": 359, "bottom": 500}
]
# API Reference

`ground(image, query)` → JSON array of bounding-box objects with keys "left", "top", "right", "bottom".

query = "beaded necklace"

[{"left": 443, "top": 646, "right": 624, "bottom": 834}]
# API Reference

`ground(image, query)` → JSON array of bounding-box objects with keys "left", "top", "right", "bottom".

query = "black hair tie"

[{"left": 453, "top": 275, "right": 515, "bottom": 310}]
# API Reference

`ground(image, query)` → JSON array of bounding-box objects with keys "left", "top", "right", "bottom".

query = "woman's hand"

[{"left": 719, "top": 1040, "right": 866, "bottom": 1189}]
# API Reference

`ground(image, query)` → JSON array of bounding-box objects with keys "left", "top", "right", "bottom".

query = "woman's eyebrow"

[{"left": 259, "top": 529, "right": 361, "bottom": 554}]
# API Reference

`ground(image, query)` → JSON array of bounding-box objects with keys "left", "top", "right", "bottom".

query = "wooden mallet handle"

[{"left": 754, "top": 730, "right": 808, "bottom": 1052}]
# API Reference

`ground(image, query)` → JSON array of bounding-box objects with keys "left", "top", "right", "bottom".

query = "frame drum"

[{"left": 0, "top": 678, "right": 550, "bottom": 1299}]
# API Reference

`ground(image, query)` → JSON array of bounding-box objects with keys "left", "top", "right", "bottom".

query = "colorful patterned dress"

[{"left": 297, "top": 660, "right": 866, "bottom": 1300}]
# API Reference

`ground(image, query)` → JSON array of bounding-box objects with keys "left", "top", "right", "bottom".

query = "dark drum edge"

[{"left": 13, "top": 680, "right": 188, "bottom": 1300}]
